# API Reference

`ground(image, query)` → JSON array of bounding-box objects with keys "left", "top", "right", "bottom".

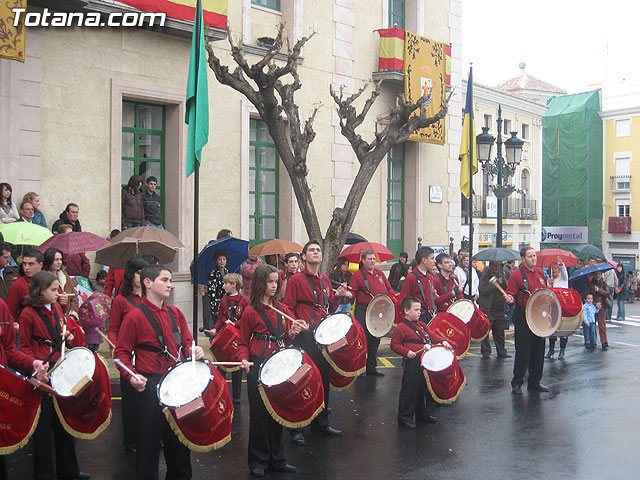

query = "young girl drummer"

[{"left": 238, "top": 265, "right": 304, "bottom": 478}]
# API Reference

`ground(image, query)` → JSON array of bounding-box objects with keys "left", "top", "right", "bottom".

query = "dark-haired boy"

[
  {"left": 432, "top": 253, "right": 464, "bottom": 312},
  {"left": 398, "top": 246, "right": 437, "bottom": 324},
  {"left": 6, "top": 249, "right": 43, "bottom": 320},
  {"left": 142, "top": 176, "right": 163, "bottom": 229}
]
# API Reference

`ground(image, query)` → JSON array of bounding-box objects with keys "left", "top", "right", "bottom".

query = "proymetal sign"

[{"left": 541, "top": 226, "right": 588, "bottom": 244}]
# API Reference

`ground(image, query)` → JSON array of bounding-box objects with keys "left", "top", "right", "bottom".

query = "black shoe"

[
  {"left": 497, "top": 354, "right": 512, "bottom": 358},
  {"left": 124, "top": 445, "right": 137, "bottom": 453},
  {"left": 291, "top": 431, "right": 305, "bottom": 445},
  {"left": 544, "top": 348, "right": 554, "bottom": 359},
  {"left": 481, "top": 353, "right": 491, "bottom": 359},
  {"left": 558, "top": 349, "right": 565, "bottom": 359},
  {"left": 528, "top": 383, "right": 550, "bottom": 392},
  {"left": 233, "top": 398, "right": 241, "bottom": 404},
  {"left": 250, "top": 467, "right": 265, "bottom": 477},
  {"left": 602, "top": 343, "right": 609, "bottom": 350},
  {"left": 511, "top": 385, "right": 522, "bottom": 395},
  {"left": 271, "top": 464, "right": 297, "bottom": 473},
  {"left": 312, "top": 426, "right": 342, "bottom": 437},
  {"left": 366, "top": 369, "right": 385, "bottom": 377},
  {"left": 398, "top": 419, "right": 416, "bottom": 429},
  {"left": 416, "top": 414, "right": 437, "bottom": 424},
  {"left": 78, "top": 474, "right": 90, "bottom": 480}
]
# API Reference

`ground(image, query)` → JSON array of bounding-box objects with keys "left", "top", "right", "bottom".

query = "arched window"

[{"left": 520, "top": 169, "right": 530, "bottom": 199}]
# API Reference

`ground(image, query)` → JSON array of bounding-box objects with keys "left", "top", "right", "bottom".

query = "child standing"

[{"left": 583, "top": 293, "right": 601, "bottom": 349}]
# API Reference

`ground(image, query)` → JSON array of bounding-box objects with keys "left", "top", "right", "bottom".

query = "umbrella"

[
  {"left": 473, "top": 248, "right": 520, "bottom": 262},
  {"left": 112, "top": 226, "right": 184, "bottom": 248},
  {"left": 38, "top": 231, "right": 108, "bottom": 255},
  {"left": 338, "top": 242, "right": 394, "bottom": 263},
  {"left": 0, "top": 222, "right": 52, "bottom": 246},
  {"left": 535, "top": 249, "right": 578, "bottom": 269},
  {"left": 95, "top": 238, "right": 178, "bottom": 269},
  {"left": 569, "top": 262, "right": 614, "bottom": 281},
  {"left": 623, "top": 264, "right": 635, "bottom": 272},
  {"left": 190, "top": 237, "right": 249, "bottom": 285},
  {"left": 248, "top": 239, "right": 302, "bottom": 256},
  {"left": 573, "top": 244, "right": 606, "bottom": 260},
  {"left": 345, "top": 232, "right": 367, "bottom": 245}
]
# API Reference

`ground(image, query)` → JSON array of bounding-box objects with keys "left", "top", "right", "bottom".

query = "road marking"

[
  {"left": 613, "top": 341, "right": 640, "bottom": 347},
  {"left": 378, "top": 357, "right": 396, "bottom": 368}
]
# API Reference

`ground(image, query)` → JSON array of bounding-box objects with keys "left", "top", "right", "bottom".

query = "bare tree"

[{"left": 206, "top": 24, "right": 450, "bottom": 272}]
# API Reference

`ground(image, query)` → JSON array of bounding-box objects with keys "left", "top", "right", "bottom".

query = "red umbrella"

[
  {"left": 536, "top": 249, "right": 578, "bottom": 269},
  {"left": 39, "top": 232, "right": 108, "bottom": 255},
  {"left": 339, "top": 242, "right": 395, "bottom": 263}
]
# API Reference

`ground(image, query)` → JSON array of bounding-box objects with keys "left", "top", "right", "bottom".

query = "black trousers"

[
  {"left": 292, "top": 330, "right": 329, "bottom": 428},
  {"left": 511, "top": 306, "right": 545, "bottom": 387},
  {"left": 32, "top": 394, "right": 79, "bottom": 480},
  {"left": 218, "top": 368, "right": 242, "bottom": 401},
  {"left": 136, "top": 374, "right": 191, "bottom": 480},
  {"left": 354, "top": 304, "right": 380, "bottom": 372},
  {"left": 247, "top": 357, "right": 286, "bottom": 471},
  {"left": 480, "top": 309, "right": 508, "bottom": 356},
  {"left": 120, "top": 374, "right": 138, "bottom": 449},
  {"left": 397, "top": 357, "right": 431, "bottom": 422},
  {"left": 548, "top": 336, "right": 568, "bottom": 349},
  {"left": 0, "top": 456, "right": 5, "bottom": 480}
]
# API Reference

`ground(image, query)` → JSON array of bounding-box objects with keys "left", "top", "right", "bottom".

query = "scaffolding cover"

[{"left": 542, "top": 90, "right": 603, "bottom": 249}]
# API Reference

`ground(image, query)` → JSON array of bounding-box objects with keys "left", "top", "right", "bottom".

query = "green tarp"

[{"left": 542, "top": 90, "right": 603, "bottom": 250}]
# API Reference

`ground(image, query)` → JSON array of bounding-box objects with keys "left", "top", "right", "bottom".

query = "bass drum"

[{"left": 526, "top": 287, "right": 584, "bottom": 337}]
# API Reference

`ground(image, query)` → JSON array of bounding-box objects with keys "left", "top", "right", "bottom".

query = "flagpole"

[
  {"left": 467, "top": 64, "right": 474, "bottom": 299},
  {"left": 191, "top": 0, "right": 202, "bottom": 341}
]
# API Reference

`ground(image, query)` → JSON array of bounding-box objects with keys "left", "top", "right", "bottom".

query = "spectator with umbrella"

[
  {"left": 545, "top": 258, "right": 569, "bottom": 359},
  {"left": 206, "top": 250, "right": 228, "bottom": 337},
  {"left": 615, "top": 264, "right": 627, "bottom": 321},
  {"left": 627, "top": 271, "right": 637, "bottom": 304},
  {"left": 55, "top": 225, "right": 91, "bottom": 277},
  {"left": 602, "top": 259, "right": 618, "bottom": 321},
  {"left": 586, "top": 271, "right": 611, "bottom": 350}
]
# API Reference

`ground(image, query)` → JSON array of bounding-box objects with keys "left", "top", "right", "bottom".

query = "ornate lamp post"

[{"left": 475, "top": 105, "right": 524, "bottom": 248}]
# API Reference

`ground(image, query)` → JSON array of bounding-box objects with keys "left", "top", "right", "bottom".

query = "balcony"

[
  {"left": 608, "top": 216, "right": 631, "bottom": 234},
  {"left": 610, "top": 175, "right": 631, "bottom": 192},
  {"left": 462, "top": 195, "right": 538, "bottom": 223}
]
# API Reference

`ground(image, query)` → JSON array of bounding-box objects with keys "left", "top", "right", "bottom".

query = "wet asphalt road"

[{"left": 6, "top": 304, "right": 640, "bottom": 480}]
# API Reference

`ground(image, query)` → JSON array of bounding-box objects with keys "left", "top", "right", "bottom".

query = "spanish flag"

[
  {"left": 377, "top": 28, "right": 404, "bottom": 70},
  {"left": 118, "top": 0, "right": 227, "bottom": 28},
  {"left": 459, "top": 68, "right": 477, "bottom": 198}
]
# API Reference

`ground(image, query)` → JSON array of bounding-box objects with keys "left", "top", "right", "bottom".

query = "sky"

[{"left": 461, "top": 0, "right": 640, "bottom": 95}]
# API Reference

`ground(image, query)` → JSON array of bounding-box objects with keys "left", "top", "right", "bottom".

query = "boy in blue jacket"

[{"left": 583, "top": 293, "right": 601, "bottom": 349}]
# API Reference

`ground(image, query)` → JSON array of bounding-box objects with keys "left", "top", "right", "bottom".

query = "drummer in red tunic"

[
  {"left": 398, "top": 246, "right": 437, "bottom": 326},
  {"left": 391, "top": 297, "right": 451, "bottom": 429},
  {"left": 18, "top": 272, "right": 88, "bottom": 480},
  {"left": 432, "top": 253, "right": 464, "bottom": 312},
  {"left": 349, "top": 249, "right": 394, "bottom": 376},
  {"left": 239, "top": 265, "right": 303, "bottom": 478},
  {"left": 114, "top": 265, "right": 204, "bottom": 480}
]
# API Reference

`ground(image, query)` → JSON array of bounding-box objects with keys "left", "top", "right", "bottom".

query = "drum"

[
  {"left": 209, "top": 323, "right": 241, "bottom": 372},
  {"left": 314, "top": 312, "right": 367, "bottom": 378},
  {"left": 157, "top": 359, "right": 232, "bottom": 451},
  {"left": 49, "top": 347, "right": 111, "bottom": 439},
  {"left": 420, "top": 345, "right": 466, "bottom": 404},
  {"left": 427, "top": 312, "right": 471, "bottom": 359},
  {"left": 258, "top": 347, "right": 324, "bottom": 428},
  {"left": 447, "top": 299, "right": 490, "bottom": 342},
  {"left": 329, "top": 369, "right": 357, "bottom": 391},
  {"left": 525, "top": 287, "right": 584, "bottom": 337},
  {"left": 365, "top": 294, "right": 396, "bottom": 337},
  {"left": 0, "top": 364, "right": 42, "bottom": 454}
]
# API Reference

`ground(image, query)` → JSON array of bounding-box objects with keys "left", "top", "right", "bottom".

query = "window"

[
  {"left": 520, "top": 169, "right": 530, "bottom": 195},
  {"left": 252, "top": 0, "right": 280, "bottom": 11},
  {"left": 617, "top": 200, "right": 630, "bottom": 217},
  {"left": 503, "top": 119, "right": 511, "bottom": 135},
  {"left": 616, "top": 157, "right": 631, "bottom": 189},
  {"left": 387, "top": 144, "right": 404, "bottom": 258},
  {"left": 616, "top": 119, "right": 631, "bottom": 137},
  {"left": 388, "top": 0, "right": 405, "bottom": 28},
  {"left": 122, "top": 101, "right": 165, "bottom": 222},
  {"left": 250, "top": 119, "right": 279, "bottom": 246},
  {"left": 521, "top": 123, "right": 530, "bottom": 141},
  {"left": 483, "top": 114, "right": 493, "bottom": 131}
]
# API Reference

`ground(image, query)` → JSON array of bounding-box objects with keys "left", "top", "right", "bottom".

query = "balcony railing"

[
  {"left": 462, "top": 195, "right": 538, "bottom": 223},
  {"left": 610, "top": 175, "right": 631, "bottom": 191},
  {"left": 608, "top": 216, "right": 631, "bottom": 234}
]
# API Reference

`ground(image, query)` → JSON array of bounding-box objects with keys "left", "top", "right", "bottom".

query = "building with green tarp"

[{"left": 541, "top": 90, "right": 603, "bottom": 251}]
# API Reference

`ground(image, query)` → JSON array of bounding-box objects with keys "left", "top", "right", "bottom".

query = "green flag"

[{"left": 185, "top": 0, "right": 209, "bottom": 177}]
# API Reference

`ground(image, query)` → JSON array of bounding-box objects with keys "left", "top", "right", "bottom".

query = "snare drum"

[
  {"left": 50, "top": 347, "right": 111, "bottom": 439},
  {"left": 314, "top": 312, "right": 367, "bottom": 378},
  {"left": 447, "top": 299, "right": 490, "bottom": 342},
  {"left": 157, "top": 360, "right": 232, "bottom": 451},
  {"left": 209, "top": 324, "right": 241, "bottom": 372},
  {"left": 426, "top": 312, "right": 471, "bottom": 359},
  {"left": 420, "top": 345, "right": 466, "bottom": 404},
  {"left": 258, "top": 347, "right": 324, "bottom": 428}
]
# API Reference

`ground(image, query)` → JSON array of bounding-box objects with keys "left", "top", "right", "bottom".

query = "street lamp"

[{"left": 475, "top": 105, "right": 524, "bottom": 248}]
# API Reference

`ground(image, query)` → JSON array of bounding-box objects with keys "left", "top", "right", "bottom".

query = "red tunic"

[
  {"left": 114, "top": 299, "right": 194, "bottom": 380},
  {"left": 0, "top": 298, "right": 33, "bottom": 372},
  {"left": 349, "top": 268, "right": 393, "bottom": 306},
  {"left": 107, "top": 292, "right": 144, "bottom": 345},
  {"left": 19, "top": 303, "right": 85, "bottom": 363},
  {"left": 104, "top": 268, "right": 125, "bottom": 297},
  {"left": 283, "top": 268, "right": 339, "bottom": 327},
  {"left": 280, "top": 269, "right": 300, "bottom": 281},
  {"left": 238, "top": 302, "right": 295, "bottom": 361},
  {"left": 390, "top": 318, "right": 446, "bottom": 358},
  {"left": 398, "top": 268, "right": 435, "bottom": 315},
  {"left": 214, "top": 293, "right": 249, "bottom": 331},
  {"left": 6, "top": 275, "right": 31, "bottom": 319},
  {"left": 432, "top": 273, "right": 464, "bottom": 312},
  {"left": 505, "top": 266, "right": 547, "bottom": 306}
]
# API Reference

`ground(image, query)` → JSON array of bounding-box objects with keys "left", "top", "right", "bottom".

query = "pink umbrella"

[{"left": 39, "top": 232, "right": 108, "bottom": 255}]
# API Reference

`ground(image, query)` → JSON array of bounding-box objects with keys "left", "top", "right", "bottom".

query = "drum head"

[
  {"left": 314, "top": 313, "right": 352, "bottom": 346},
  {"left": 447, "top": 300, "right": 474, "bottom": 324},
  {"left": 365, "top": 295, "right": 395, "bottom": 338},
  {"left": 158, "top": 361, "right": 212, "bottom": 408},
  {"left": 260, "top": 349, "right": 303, "bottom": 387},
  {"left": 50, "top": 347, "right": 96, "bottom": 397},
  {"left": 421, "top": 346, "right": 454, "bottom": 372},
  {"left": 526, "top": 288, "right": 562, "bottom": 337}
]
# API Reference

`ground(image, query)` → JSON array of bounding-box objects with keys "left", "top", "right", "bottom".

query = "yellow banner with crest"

[{"left": 0, "top": 0, "right": 26, "bottom": 62}]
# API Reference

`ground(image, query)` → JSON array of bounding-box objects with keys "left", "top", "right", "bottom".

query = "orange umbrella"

[
  {"left": 339, "top": 242, "right": 395, "bottom": 263},
  {"left": 248, "top": 239, "right": 303, "bottom": 256}
]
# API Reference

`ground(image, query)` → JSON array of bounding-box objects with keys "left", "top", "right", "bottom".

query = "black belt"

[{"left": 253, "top": 333, "right": 284, "bottom": 342}]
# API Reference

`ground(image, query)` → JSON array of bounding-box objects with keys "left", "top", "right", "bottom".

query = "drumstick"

[
  {"left": 47, "top": 358, "right": 64, "bottom": 375},
  {"left": 489, "top": 276, "right": 507, "bottom": 296},
  {"left": 114, "top": 358, "right": 142, "bottom": 382},
  {"left": 191, "top": 340, "right": 196, "bottom": 375},
  {"left": 264, "top": 304, "right": 308, "bottom": 330},
  {"left": 98, "top": 330, "right": 115, "bottom": 350},
  {"left": 199, "top": 327, "right": 215, "bottom": 335},
  {"left": 211, "top": 361, "right": 254, "bottom": 366},
  {"left": 60, "top": 324, "right": 67, "bottom": 360}
]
